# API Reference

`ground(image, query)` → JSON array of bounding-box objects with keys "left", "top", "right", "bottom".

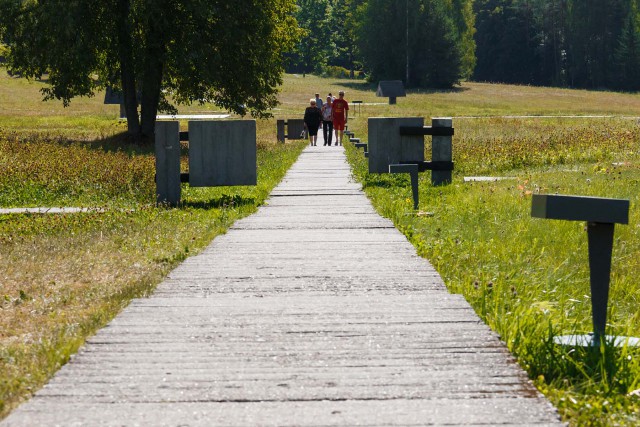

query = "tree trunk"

[
  {"left": 116, "top": 0, "right": 141, "bottom": 137},
  {"left": 139, "top": 7, "right": 167, "bottom": 142},
  {"left": 140, "top": 62, "right": 163, "bottom": 142}
]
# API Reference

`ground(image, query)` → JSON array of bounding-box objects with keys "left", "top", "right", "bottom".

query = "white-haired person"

[{"left": 303, "top": 98, "right": 322, "bottom": 146}]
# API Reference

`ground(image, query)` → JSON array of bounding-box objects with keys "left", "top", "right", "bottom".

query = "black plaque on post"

[{"left": 531, "top": 194, "right": 637, "bottom": 347}]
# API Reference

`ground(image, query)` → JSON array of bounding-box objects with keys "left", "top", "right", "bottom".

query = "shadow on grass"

[
  {"left": 407, "top": 86, "right": 471, "bottom": 95},
  {"left": 332, "top": 80, "right": 377, "bottom": 92},
  {"left": 86, "top": 132, "right": 192, "bottom": 157},
  {"left": 181, "top": 194, "right": 256, "bottom": 210},
  {"left": 362, "top": 176, "right": 407, "bottom": 189},
  {"left": 1, "top": 129, "right": 157, "bottom": 156},
  {"left": 86, "top": 132, "right": 156, "bottom": 156},
  {"left": 333, "top": 81, "right": 471, "bottom": 96}
]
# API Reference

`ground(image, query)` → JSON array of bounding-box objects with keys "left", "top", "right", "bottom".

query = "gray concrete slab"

[
  {"left": 1, "top": 138, "right": 562, "bottom": 426},
  {"left": 188, "top": 120, "right": 257, "bottom": 187}
]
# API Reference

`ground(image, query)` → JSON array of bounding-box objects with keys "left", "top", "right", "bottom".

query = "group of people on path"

[{"left": 303, "top": 90, "right": 349, "bottom": 147}]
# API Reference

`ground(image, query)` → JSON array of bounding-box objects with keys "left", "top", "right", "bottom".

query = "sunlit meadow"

[
  {"left": 345, "top": 115, "right": 640, "bottom": 425},
  {"left": 3, "top": 69, "right": 640, "bottom": 424}
]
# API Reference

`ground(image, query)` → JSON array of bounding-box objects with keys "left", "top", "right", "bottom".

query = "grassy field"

[
  {"left": 2, "top": 71, "right": 640, "bottom": 424},
  {"left": 0, "top": 71, "right": 310, "bottom": 418},
  {"left": 332, "top": 80, "right": 640, "bottom": 424}
]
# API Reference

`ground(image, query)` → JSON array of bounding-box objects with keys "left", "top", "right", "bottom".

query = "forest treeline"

[{"left": 290, "top": 0, "right": 640, "bottom": 91}]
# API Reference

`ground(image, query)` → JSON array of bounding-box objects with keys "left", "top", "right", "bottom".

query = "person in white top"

[{"left": 321, "top": 96, "right": 333, "bottom": 146}]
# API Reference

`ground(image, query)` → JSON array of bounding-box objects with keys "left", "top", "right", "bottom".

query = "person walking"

[
  {"left": 332, "top": 90, "right": 349, "bottom": 146},
  {"left": 321, "top": 96, "right": 333, "bottom": 146},
  {"left": 303, "top": 99, "right": 322, "bottom": 146},
  {"left": 314, "top": 93, "right": 323, "bottom": 110}
]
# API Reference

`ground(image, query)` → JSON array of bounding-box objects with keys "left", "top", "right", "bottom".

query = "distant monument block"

[
  {"left": 103, "top": 87, "right": 124, "bottom": 105},
  {"left": 277, "top": 119, "right": 306, "bottom": 142},
  {"left": 104, "top": 87, "right": 126, "bottom": 119},
  {"left": 376, "top": 80, "right": 406, "bottom": 105}
]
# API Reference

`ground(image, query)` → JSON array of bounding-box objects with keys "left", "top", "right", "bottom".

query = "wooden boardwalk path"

[{"left": 2, "top": 141, "right": 562, "bottom": 426}]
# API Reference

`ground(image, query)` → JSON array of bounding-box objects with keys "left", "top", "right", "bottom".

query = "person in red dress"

[{"left": 332, "top": 90, "right": 349, "bottom": 146}]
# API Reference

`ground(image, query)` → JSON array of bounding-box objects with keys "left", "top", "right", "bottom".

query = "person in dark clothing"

[{"left": 303, "top": 99, "right": 322, "bottom": 146}]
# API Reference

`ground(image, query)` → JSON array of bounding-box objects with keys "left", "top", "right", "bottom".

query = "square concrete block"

[
  {"left": 189, "top": 120, "right": 257, "bottom": 187},
  {"left": 368, "top": 117, "right": 424, "bottom": 173}
]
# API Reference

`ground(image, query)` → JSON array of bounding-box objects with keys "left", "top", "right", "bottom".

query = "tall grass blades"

[
  {"left": 0, "top": 122, "right": 307, "bottom": 418},
  {"left": 345, "top": 117, "right": 640, "bottom": 426}
]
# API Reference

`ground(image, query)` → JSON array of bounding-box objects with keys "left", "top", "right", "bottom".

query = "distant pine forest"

[{"left": 289, "top": 0, "right": 640, "bottom": 91}]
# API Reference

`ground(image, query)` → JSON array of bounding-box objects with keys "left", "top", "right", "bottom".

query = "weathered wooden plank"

[{"left": 1, "top": 139, "right": 561, "bottom": 426}]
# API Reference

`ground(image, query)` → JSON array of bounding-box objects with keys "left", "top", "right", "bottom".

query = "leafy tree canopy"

[
  {"left": 287, "top": 0, "right": 331, "bottom": 75},
  {"left": 0, "top": 0, "right": 300, "bottom": 141},
  {"left": 357, "top": 0, "right": 465, "bottom": 88}
]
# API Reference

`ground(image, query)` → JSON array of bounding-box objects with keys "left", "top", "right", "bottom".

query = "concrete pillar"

[
  {"left": 431, "top": 117, "right": 453, "bottom": 185},
  {"left": 154, "top": 121, "right": 181, "bottom": 206},
  {"left": 277, "top": 120, "right": 285, "bottom": 143}
]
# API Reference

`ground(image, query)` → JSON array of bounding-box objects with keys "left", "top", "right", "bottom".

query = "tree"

[
  {"left": 287, "top": 0, "right": 331, "bottom": 75},
  {"left": 358, "top": 0, "right": 463, "bottom": 88},
  {"left": 473, "top": 0, "right": 540, "bottom": 85},
  {"left": 328, "top": 0, "right": 367, "bottom": 76},
  {"left": 357, "top": 0, "right": 405, "bottom": 83},
  {"left": 413, "top": 0, "right": 462, "bottom": 88},
  {"left": 534, "top": 0, "right": 568, "bottom": 87},
  {"left": 614, "top": 1, "right": 640, "bottom": 90},
  {"left": 0, "top": 0, "right": 300, "bottom": 142},
  {"left": 448, "top": 0, "right": 476, "bottom": 80},
  {"left": 565, "top": 0, "right": 627, "bottom": 89}
]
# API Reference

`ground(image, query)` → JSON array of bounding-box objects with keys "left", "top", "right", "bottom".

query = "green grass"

[
  {"left": 3, "top": 69, "right": 640, "bottom": 424},
  {"left": 0, "top": 131, "right": 307, "bottom": 417},
  {"left": 0, "top": 69, "right": 309, "bottom": 417},
  {"left": 344, "top": 116, "right": 640, "bottom": 425}
]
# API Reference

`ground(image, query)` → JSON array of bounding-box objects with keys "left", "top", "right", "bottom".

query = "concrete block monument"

[
  {"left": 371, "top": 117, "right": 454, "bottom": 209},
  {"left": 277, "top": 119, "right": 306, "bottom": 142},
  {"left": 104, "top": 86, "right": 126, "bottom": 119},
  {"left": 376, "top": 80, "right": 406, "bottom": 105},
  {"left": 154, "top": 120, "right": 257, "bottom": 206},
  {"left": 368, "top": 117, "right": 424, "bottom": 174},
  {"left": 431, "top": 117, "right": 453, "bottom": 185},
  {"left": 189, "top": 121, "right": 256, "bottom": 187}
]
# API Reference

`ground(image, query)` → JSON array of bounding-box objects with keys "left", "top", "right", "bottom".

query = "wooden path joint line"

[{"left": 2, "top": 132, "right": 562, "bottom": 426}]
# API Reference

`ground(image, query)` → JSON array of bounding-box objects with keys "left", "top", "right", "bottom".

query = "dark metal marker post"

[
  {"left": 531, "top": 194, "right": 637, "bottom": 347},
  {"left": 352, "top": 100, "right": 362, "bottom": 117}
]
